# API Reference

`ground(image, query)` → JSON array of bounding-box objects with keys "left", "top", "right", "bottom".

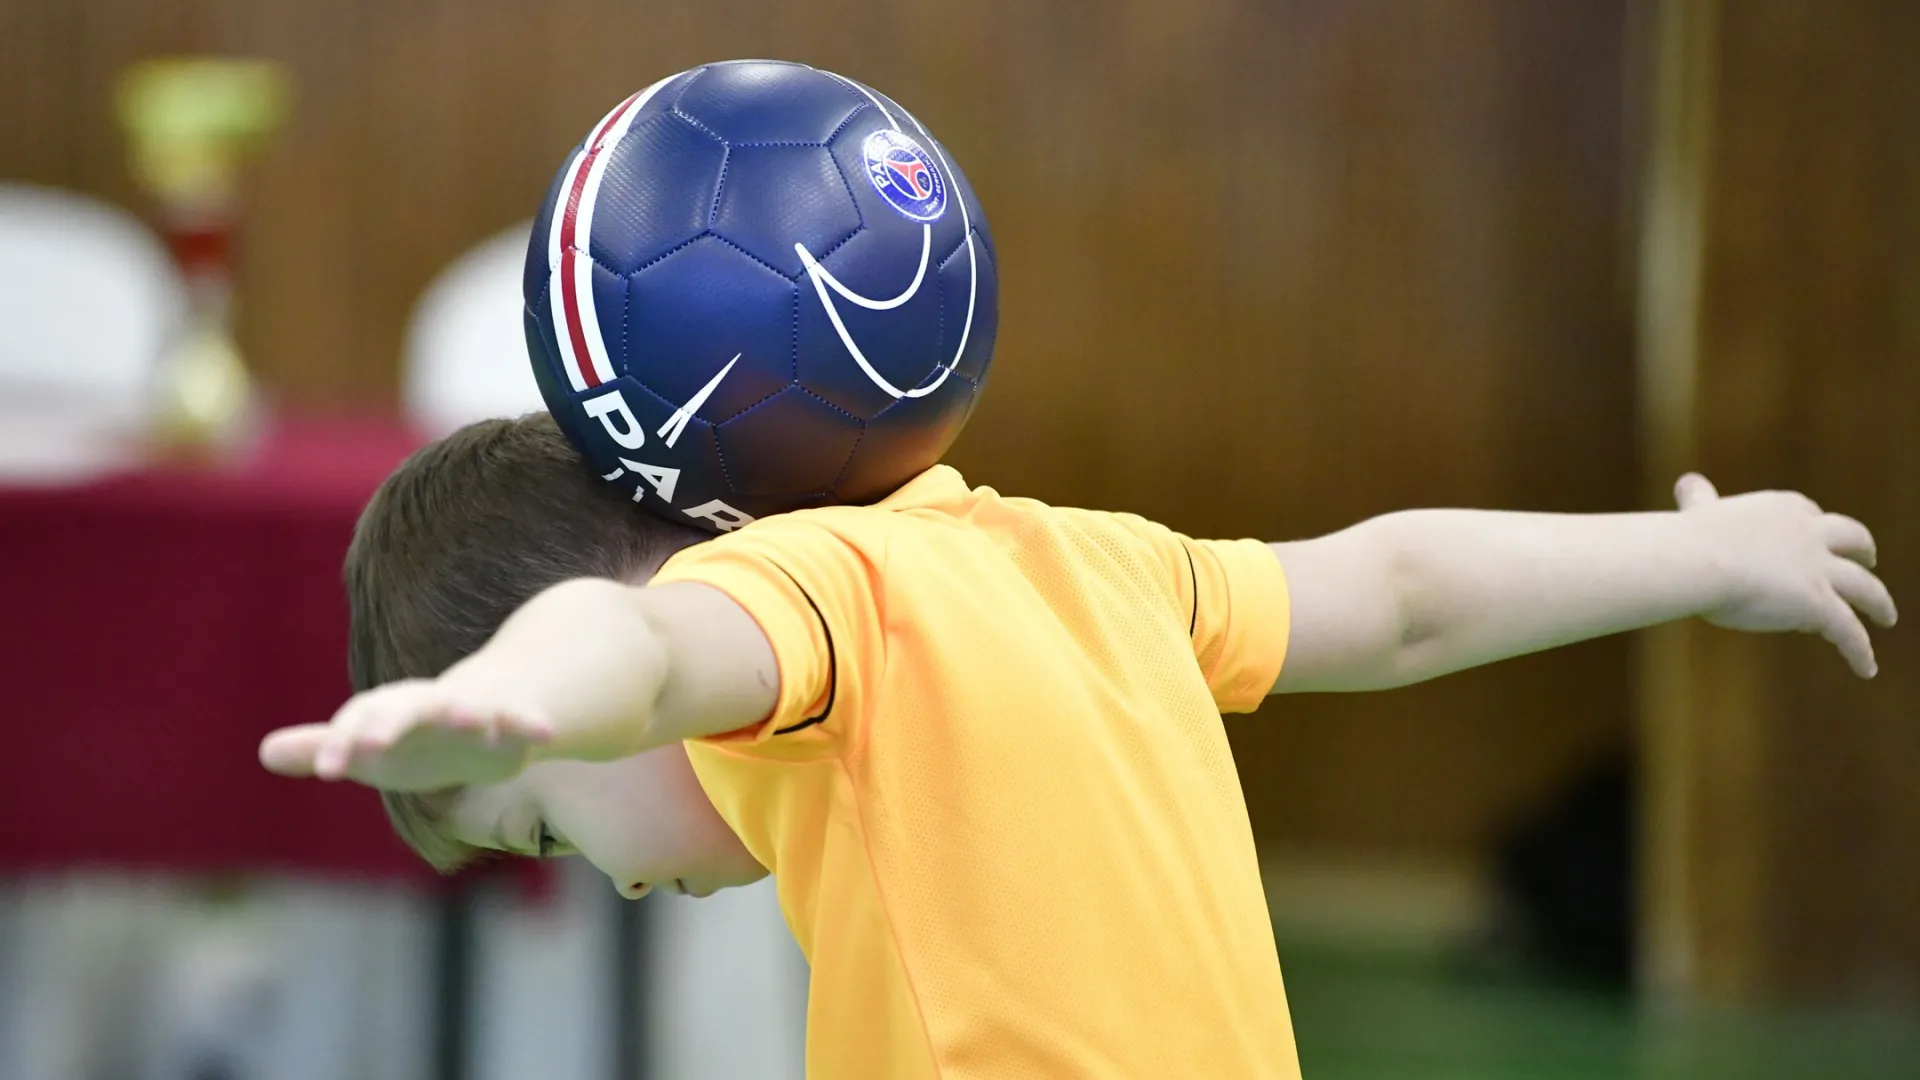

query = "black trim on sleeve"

[
  {"left": 1182, "top": 542, "right": 1199, "bottom": 637},
  {"left": 770, "top": 565, "right": 836, "bottom": 736},
  {"left": 773, "top": 714, "right": 827, "bottom": 736}
]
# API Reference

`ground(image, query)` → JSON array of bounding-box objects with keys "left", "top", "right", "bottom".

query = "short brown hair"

[{"left": 346, "top": 413, "right": 704, "bottom": 870}]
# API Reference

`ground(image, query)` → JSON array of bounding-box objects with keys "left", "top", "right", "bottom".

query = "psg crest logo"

[{"left": 862, "top": 129, "right": 947, "bottom": 222}]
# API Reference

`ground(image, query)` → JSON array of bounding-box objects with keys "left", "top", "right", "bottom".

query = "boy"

[{"left": 262, "top": 414, "right": 1893, "bottom": 1079}]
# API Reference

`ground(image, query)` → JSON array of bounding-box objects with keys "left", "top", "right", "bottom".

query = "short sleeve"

[
  {"left": 1185, "top": 536, "right": 1291, "bottom": 712},
  {"left": 651, "top": 514, "right": 884, "bottom": 756},
  {"left": 1087, "top": 513, "right": 1291, "bottom": 713}
]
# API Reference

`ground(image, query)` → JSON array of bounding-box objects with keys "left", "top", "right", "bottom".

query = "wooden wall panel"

[
  {"left": 1639, "top": 0, "right": 1920, "bottom": 1004},
  {"left": 0, "top": 0, "right": 1638, "bottom": 859}
]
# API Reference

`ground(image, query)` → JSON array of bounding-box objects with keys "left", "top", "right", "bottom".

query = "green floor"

[{"left": 1280, "top": 937, "right": 1920, "bottom": 1080}]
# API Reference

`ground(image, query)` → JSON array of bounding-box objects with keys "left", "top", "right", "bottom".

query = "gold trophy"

[{"left": 117, "top": 58, "right": 291, "bottom": 456}]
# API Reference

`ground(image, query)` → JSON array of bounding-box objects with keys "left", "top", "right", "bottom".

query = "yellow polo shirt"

[{"left": 655, "top": 466, "right": 1299, "bottom": 1078}]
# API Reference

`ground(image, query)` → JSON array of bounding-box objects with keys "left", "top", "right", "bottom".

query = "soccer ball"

[{"left": 523, "top": 60, "right": 998, "bottom": 533}]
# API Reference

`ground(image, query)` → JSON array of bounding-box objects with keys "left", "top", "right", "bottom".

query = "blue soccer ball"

[{"left": 523, "top": 60, "right": 997, "bottom": 533}]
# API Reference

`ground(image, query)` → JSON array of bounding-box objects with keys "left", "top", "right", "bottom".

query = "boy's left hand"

[
  {"left": 1677, "top": 473, "right": 1899, "bottom": 678},
  {"left": 259, "top": 679, "right": 553, "bottom": 791}
]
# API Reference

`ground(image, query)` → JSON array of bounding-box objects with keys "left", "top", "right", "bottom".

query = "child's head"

[{"left": 347, "top": 413, "right": 766, "bottom": 897}]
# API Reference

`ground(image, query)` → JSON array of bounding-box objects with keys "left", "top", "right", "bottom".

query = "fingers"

[
  {"left": 312, "top": 685, "right": 428, "bottom": 780},
  {"left": 488, "top": 710, "right": 556, "bottom": 745},
  {"left": 259, "top": 681, "right": 556, "bottom": 787},
  {"left": 1674, "top": 473, "right": 1720, "bottom": 511},
  {"left": 259, "top": 725, "right": 330, "bottom": 777},
  {"left": 1830, "top": 557, "right": 1899, "bottom": 629},
  {"left": 1814, "top": 593, "right": 1879, "bottom": 679},
  {"left": 315, "top": 725, "right": 388, "bottom": 781},
  {"left": 1823, "top": 513, "right": 1878, "bottom": 569},
  {"left": 432, "top": 704, "right": 554, "bottom": 748}
]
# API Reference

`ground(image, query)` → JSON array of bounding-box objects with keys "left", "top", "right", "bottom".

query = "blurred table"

[
  {"left": 0, "top": 413, "right": 457, "bottom": 1074},
  {"left": 0, "top": 412, "right": 426, "bottom": 878},
  {"left": 0, "top": 412, "right": 634, "bottom": 1080}
]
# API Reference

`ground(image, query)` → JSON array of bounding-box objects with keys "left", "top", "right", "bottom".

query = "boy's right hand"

[{"left": 258, "top": 680, "right": 554, "bottom": 792}]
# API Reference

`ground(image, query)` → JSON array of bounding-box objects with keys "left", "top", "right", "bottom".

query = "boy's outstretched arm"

[
  {"left": 1270, "top": 474, "right": 1898, "bottom": 694},
  {"left": 259, "top": 580, "right": 777, "bottom": 791}
]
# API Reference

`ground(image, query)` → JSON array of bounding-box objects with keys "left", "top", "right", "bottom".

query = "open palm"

[{"left": 258, "top": 679, "right": 552, "bottom": 792}]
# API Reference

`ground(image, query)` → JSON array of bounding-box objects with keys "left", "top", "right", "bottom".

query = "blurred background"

[{"left": 0, "top": 0, "right": 1915, "bottom": 1077}]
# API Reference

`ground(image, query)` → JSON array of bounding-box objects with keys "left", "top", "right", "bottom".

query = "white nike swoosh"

[
  {"left": 658, "top": 353, "right": 739, "bottom": 448},
  {"left": 795, "top": 70, "right": 979, "bottom": 402}
]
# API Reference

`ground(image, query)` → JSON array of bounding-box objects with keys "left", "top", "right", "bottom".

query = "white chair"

[
  {"left": 401, "top": 222, "right": 545, "bottom": 435},
  {"left": 0, "top": 186, "right": 429, "bottom": 1080},
  {"left": 0, "top": 183, "right": 188, "bottom": 480}
]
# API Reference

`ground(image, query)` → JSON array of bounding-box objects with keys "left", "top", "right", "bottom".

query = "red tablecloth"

[{"left": 0, "top": 413, "right": 441, "bottom": 880}]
